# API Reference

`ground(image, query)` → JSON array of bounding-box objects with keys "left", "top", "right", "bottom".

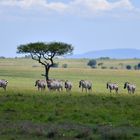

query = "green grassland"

[{"left": 0, "top": 58, "right": 140, "bottom": 139}]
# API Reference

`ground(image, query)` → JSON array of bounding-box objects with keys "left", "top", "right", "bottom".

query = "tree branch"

[
  {"left": 48, "top": 52, "right": 55, "bottom": 67},
  {"left": 49, "top": 58, "right": 54, "bottom": 67},
  {"left": 42, "top": 53, "right": 49, "bottom": 60},
  {"left": 31, "top": 53, "right": 46, "bottom": 66},
  {"left": 42, "top": 52, "right": 55, "bottom": 67},
  {"left": 30, "top": 53, "right": 38, "bottom": 61}
]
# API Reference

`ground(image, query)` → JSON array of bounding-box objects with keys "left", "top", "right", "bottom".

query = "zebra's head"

[
  {"left": 106, "top": 82, "right": 109, "bottom": 89},
  {"left": 64, "top": 80, "right": 68, "bottom": 88},
  {"left": 35, "top": 80, "right": 39, "bottom": 86},
  {"left": 64, "top": 81, "right": 67, "bottom": 88},
  {"left": 124, "top": 82, "right": 129, "bottom": 89},
  {"left": 1, "top": 79, "right": 8, "bottom": 84},
  {"left": 79, "top": 80, "right": 84, "bottom": 88},
  {"left": 5, "top": 80, "right": 8, "bottom": 84}
]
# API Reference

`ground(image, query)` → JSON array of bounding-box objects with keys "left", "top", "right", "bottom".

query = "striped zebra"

[
  {"left": 124, "top": 82, "right": 136, "bottom": 94},
  {"left": 106, "top": 82, "right": 118, "bottom": 93},
  {"left": 35, "top": 80, "right": 46, "bottom": 91},
  {"left": 65, "top": 80, "right": 72, "bottom": 92},
  {"left": 47, "top": 79, "right": 63, "bottom": 92},
  {"left": 0, "top": 79, "right": 8, "bottom": 91},
  {"left": 79, "top": 80, "right": 92, "bottom": 92}
]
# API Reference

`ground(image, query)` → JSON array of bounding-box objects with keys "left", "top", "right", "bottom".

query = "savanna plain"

[{"left": 0, "top": 58, "right": 140, "bottom": 140}]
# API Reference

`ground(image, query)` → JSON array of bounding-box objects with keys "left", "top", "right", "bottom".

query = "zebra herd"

[
  {"left": 0, "top": 79, "right": 136, "bottom": 94},
  {"left": 35, "top": 79, "right": 92, "bottom": 92},
  {"left": 34, "top": 79, "right": 136, "bottom": 94}
]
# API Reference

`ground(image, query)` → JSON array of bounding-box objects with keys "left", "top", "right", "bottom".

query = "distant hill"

[{"left": 70, "top": 49, "right": 140, "bottom": 59}]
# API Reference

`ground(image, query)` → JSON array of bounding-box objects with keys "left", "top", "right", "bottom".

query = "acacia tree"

[{"left": 17, "top": 42, "right": 73, "bottom": 81}]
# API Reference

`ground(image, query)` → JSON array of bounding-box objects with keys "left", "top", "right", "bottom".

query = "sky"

[{"left": 0, "top": 0, "right": 140, "bottom": 57}]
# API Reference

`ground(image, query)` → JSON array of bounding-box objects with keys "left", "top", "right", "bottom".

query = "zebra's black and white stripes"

[
  {"left": 79, "top": 80, "right": 92, "bottom": 92},
  {"left": 0, "top": 79, "right": 8, "bottom": 91},
  {"left": 124, "top": 82, "right": 136, "bottom": 94},
  {"left": 106, "top": 82, "right": 118, "bottom": 93}
]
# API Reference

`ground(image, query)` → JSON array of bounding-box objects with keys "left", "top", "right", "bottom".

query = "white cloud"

[
  {"left": 0, "top": 0, "right": 67, "bottom": 11},
  {"left": 111, "top": 0, "right": 134, "bottom": 10},
  {"left": 0, "top": 0, "right": 46, "bottom": 8},
  {"left": 45, "top": 2, "right": 68, "bottom": 12},
  {"left": 0, "top": 0, "right": 137, "bottom": 18}
]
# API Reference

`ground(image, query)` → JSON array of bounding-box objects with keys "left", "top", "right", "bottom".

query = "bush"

[
  {"left": 134, "top": 63, "right": 140, "bottom": 70},
  {"left": 101, "top": 66, "right": 107, "bottom": 69},
  {"left": 126, "top": 65, "right": 131, "bottom": 70},
  {"left": 110, "top": 66, "right": 114, "bottom": 69},
  {"left": 137, "top": 63, "right": 140, "bottom": 70},
  {"left": 134, "top": 65, "right": 138, "bottom": 70},
  {"left": 87, "top": 59, "right": 97, "bottom": 68},
  {"left": 98, "top": 62, "right": 104, "bottom": 66},
  {"left": 32, "top": 65, "right": 40, "bottom": 68},
  {"left": 62, "top": 64, "right": 68, "bottom": 68},
  {"left": 52, "top": 63, "right": 59, "bottom": 68}
]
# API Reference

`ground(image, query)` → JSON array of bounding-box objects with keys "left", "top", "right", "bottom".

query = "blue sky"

[{"left": 0, "top": 0, "right": 140, "bottom": 57}]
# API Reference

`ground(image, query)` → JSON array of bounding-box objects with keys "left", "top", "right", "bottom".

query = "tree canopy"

[{"left": 17, "top": 42, "right": 73, "bottom": 57}]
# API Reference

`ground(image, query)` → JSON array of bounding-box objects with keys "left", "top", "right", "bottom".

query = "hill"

[{"left": 70, "top": 49, "right": 140, "bottom": 59}]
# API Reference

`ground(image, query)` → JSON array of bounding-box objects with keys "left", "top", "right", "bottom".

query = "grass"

[
  {"left": 0, "top": 92, "right": 140, "bottom": 139},
  {"left": 0, "top": 58, "right": 140, "bottom": 139}
]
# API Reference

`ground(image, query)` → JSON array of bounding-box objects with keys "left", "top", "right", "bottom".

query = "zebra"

[
  {"left": 65, "top": 80, "right": 72, "bottom": 92},
  {"left": 106, "top": 82, "right": 118, "bottom": 93},
  {"left": 0, "top": 79, "right": 8, "bottom": 91},
  {"left": 47, "top": 79, "right": 63, "bottom": 92},
  {"left": 35, "top": 80, "right": 46, "bottom": 91},
  {"left": 124, "top": 82, "right": 136, "bottom": 94},
  {"left": 79, "top": 80, "right": 92, "bottom": 92}
]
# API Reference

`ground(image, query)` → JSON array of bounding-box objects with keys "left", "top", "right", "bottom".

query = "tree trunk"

[{"left": 44, "top": 65, "right": 50, "bottom": 81}]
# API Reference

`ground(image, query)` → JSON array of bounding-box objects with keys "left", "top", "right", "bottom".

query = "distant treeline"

[
  {"left": 0, "top": 56, "right": 6, "bottom": 59},
  {"left": 1, "top": 55, "right": 140, "bottom": 60},
  {"left": 97, "top": 57, "right": 110, "bottom": 60}
]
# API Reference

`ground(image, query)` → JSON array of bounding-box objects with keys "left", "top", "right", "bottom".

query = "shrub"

[
  {"left": 101, "top": 66, "right": 107, "bottom": 69},
  {"left": 110, "top": 66, "right": 114, "bottom": 69},
  {"left": 126, "top": 65, "right": 131, "bottom": 70},
  {"left": 32, "top": 65, "right": 40, "bottom": 67},
  {"left": 87, "top": 59, "right": 97, "bottom": 68},
  {"left": 134, "top": 65, "right": 138, "bottom": 70},
  {"left": 98, "top": 62, "right": 104, "bottom": 67},
  {"left": 62, "top": 64, "right": 68, "bottom": 68},
  {"left": 137, "top": 63, "right": 140, "bottom": 70},
  {"left": 52, "top": 63, "right": 59, "bottom": 68}
]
